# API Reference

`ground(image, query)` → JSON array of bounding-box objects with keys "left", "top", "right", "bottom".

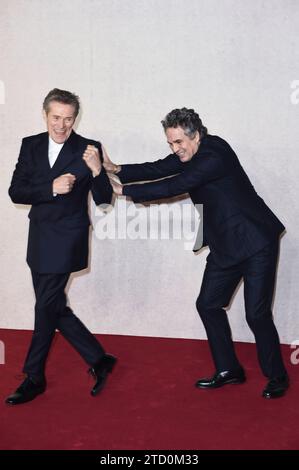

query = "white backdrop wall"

[{"left": 0, "top": 0, "right": 298, "bottom": 344}]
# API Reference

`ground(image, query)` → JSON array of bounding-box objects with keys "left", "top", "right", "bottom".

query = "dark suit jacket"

[
  {"left": 120, "top": 135, "right": 285, "bottom": 268},
  {"left": 9, "top": 130, "right": 113, "bottom": 273}
]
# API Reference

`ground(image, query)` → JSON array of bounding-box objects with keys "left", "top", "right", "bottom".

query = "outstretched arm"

[
  {"left": 121, "top": 152, "right": 225, "bottom": 202},
  {"left": 102, "top": 147, "right": 185, "bottom": 184}
]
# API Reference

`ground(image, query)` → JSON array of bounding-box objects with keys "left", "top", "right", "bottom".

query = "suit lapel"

[
  {"left": 35, "top": 133, "right": 51, "bottom": 174},
  {"left": 50, "top": 130, "right": 79, "bottom": 178}
]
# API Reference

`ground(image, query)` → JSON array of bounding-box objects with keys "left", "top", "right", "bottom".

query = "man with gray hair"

[
  {"left": 6, "top": 88, "right": 116, "bottom": 405},
  {"left": 105, "top": 107, "right": 289, "bottom": 399}
]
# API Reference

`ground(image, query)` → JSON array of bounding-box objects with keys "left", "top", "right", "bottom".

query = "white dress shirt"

[
  {"left": 49, "top": 137, "right": 64, "bottom": 196},
  {"left": 48, "top": 137, "right": 64, "bottom": 168}
]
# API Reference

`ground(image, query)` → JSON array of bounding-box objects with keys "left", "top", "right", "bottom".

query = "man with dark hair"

[
  {"left": 6, "top": 88, "right": 116, "bottom": 405},
  {"left": 105, "top": 107, "right": 289, "bottom": 399}
]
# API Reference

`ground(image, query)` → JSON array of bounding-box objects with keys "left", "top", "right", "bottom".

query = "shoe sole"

[
  {"left": 262, "top": 390, "right": 287, "bottom": 399},
  {"left": 196, "top": 377, "right": 246, "bottom": 389},
  {"left": 5, "top": 388, "right": 46, "bottom": 405}
]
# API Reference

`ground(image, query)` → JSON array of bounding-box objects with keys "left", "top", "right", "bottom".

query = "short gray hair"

[
  {"left": 161, "top": 107, "right": 208, "bottom": 139},
  {"left": 43, "top": 88, "right": 80, "bottom": 116}
]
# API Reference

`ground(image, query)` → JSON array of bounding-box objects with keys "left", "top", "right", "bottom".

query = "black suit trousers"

[
  {"left": 196, "top": 240, "right": 286, "bottom": 379},
  {"left": 23, "top": 271, "right": 105, "bottom": 380}
]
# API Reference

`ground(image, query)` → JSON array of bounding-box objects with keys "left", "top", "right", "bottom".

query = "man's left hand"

[
  {"left": 109, "top": 175, "right": 123, "bottom": 196},
  {"left": 83, "top": 145, "right": 102, "bottom": 176}
]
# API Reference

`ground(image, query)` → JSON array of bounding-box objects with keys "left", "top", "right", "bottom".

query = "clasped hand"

[
  {"left": 52, "top": 145, "right": 123, "bottom": 196},
  {"left": 83, "top": 145, "right": 102, "bottom": 176},
  {"left": 102, "top": 146, "right": 123, "bottom": 196},
  {"left": 52, "top": 173, "right": 76, "bottom": 194}
]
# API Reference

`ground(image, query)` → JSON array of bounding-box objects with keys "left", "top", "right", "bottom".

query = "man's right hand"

[
  {"left": 53, "top": 173, "right": 76, "bottom": 194},
  {"left": 102, "top": 145, "right": 121, "bottom": 174}
]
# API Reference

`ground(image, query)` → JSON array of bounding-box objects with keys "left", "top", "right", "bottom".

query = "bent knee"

[
  {"left": 196, "top": 296, "right": 212, "bottom": 317},
  {"left": 196, "top": 296, "right": 226, "bottom": 318}
]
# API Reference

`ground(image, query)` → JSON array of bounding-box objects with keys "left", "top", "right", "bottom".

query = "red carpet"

[{"left": 0, "top": 329, "right": 298, "bottom": 450}]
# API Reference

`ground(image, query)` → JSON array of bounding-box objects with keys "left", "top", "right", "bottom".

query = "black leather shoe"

[
  {"left": 195, "top": 368, "right": 246, "bottom": 389},
  {"left": 262, "top": 374, "right": 289, "bottom": 399},
  {"left": 5, "top": 377, "right": 46, "bottom": 405},
  {"left": 89, "top": 354, "right": 117, "bottom": 396}
]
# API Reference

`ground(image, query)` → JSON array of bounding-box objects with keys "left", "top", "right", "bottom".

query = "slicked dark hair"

[
  {"left": 43, "top": 88, "right": 80, "bottom": 116},
  {"left": 161, "top": 107, "right": 208, "bottom": 139}
]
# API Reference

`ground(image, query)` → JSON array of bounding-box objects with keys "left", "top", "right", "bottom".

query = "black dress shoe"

[
  {"left": 5, "top": 377, "right": 46, "bottom": 405},
  {"left": 262, "top": 374, "right": 289, "bottom": 399},
  {"left": 89, "top": 354, "right": 117, "bottom": 396},
  {"left": 195, "top": 368, "right": 246, "bottom": 389}
]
